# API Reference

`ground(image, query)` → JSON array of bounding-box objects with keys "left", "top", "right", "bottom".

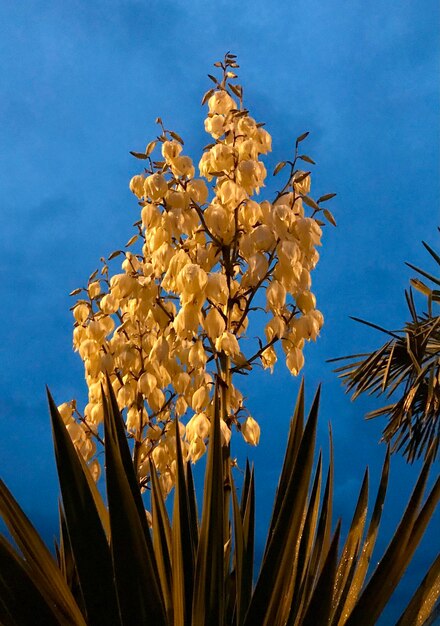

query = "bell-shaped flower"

[
  {"left": 216, "top": 179, "right": 247, "bottom": 210},
  {"left": 204, "top": 114, "right": 227, "bottom": 139},
  {"left": 296, "top": 290, "right": 316, "bottom": 314},
  {"left": 241, "top": 253, "right": 269, "bottom": 289},
  {"left": 236, "top": 115, "right": 258, "bottom": 139},
  {"left": 203, "top": 307, "right": 226, "bottom": 340},
  {"left": 206, "top": 272, "right": 228, "bottom": 306},
  {"left": 57, "top": 402, "right": 75, "bottom": 425},
  {"left": 238, "top": 199, "right": 262, "bottom": 231},
  {"left": 129, "top": 174, "right": 145, "bottom": 198},
  {"left": 265, "top": 316, "right": 286, "bottom": 342},
  {"left": 286, "top": 346, "right": 305, "bottom": 375},
  {"left": 208, "top": 90, "right": 236, "bottom": 115},
  {"left": 173, "top": 303, "right": 202, "bottom": 338},
  {"left": 162, "top": 140, "right": 183, "bottom": 162},
  {"left": 296, "top": 217, "right": 322, "bottom": 249},
  {"left": 188, "top": 340, "right": 208, "bottom": 368},
  {"left": 237, "top": 160, "right": 266, "bottom": 194},
  {"left": 189, "top": 436, "right": 206, "bottom": 462},
  {"left": 187, "top": 178, "right": 209, "bottom": 204},
  {"left": 266, "top": 280, "right": 287, "bottom": 313},
  {"left": 88, "top": 459, "right": 101, "bottom": 483},
  {"left": 209, "top": 143, "right": 235, "bottom": 172},
  {"left": 199, "top": 151, "right": 214, "bottom": 180},
  {"left": 261, "top": 346, "right": 277, "bottom": 371},
  {"left": 126, "top": 406, "right": 141, "bottom": 432},
  {"left": 241, "top": 416, "right": 260, "bottom": 445},
  {"left": 220, "top": 419, "right": 232, "bottom": 446},
  {"left": 144, "top": 173, "right": 168, "bottom": 201},
  {"left": 148, "top": 387, "right": 165, "bottom": 412},
  {"left": 215, "top": 331, "right": 240, "bottom": 357},
  {"left": 255, "top": 127, "right": 272, "bottom": 154},
  {"left": 176, "top": 263, "right": 208, "bottom": 298},
  {"left": 191, "top": 386, "right": 210, "bottom": 412},
  {"left": 141, "top": 203, "right": 161, "bottom": 230},
  {"left": 99, "top": 293, "right": 119, "bottom": 314},
  {"left": 251, "top": 224, "right": 276, "bottom": 252},
  {"left": 73, "top": 303, "right": 89, "bottom": 324},
  {"left": 170, "top": 155, "right": 195, "bottom": 179},
  {"left": 186, "top": 412, "right": 211, "bottom": 442},
  {"left": 204, "top": 202, "right": 234, "bottom": 241}
]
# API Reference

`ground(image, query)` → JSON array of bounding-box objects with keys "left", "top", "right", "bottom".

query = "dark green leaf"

[
  {"left": 47, "top": 390, "right": 120, "bottom": 626},
  {"left": 102, "top": 385, "right": 167, "bottom": 626}
]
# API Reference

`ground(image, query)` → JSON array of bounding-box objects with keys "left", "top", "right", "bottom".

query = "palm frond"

[{"left": 332, "top": 239, "right": 440, "bottom": 462}]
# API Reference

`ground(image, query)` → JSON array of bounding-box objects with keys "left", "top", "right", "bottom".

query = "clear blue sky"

[{"left": 0, "top": 1, "right": 439, "bottom": 623}]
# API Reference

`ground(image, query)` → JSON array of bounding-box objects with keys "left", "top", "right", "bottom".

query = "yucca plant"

[
  {"left": 1, "top": 378, "right": 439, "bottom": 626},
  {"left": 331, "top": 237, "right": 440, "bottom": 462}
]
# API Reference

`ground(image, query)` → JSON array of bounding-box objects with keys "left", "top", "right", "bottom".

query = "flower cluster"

[{"left": 62, "top": 54, "right": 335, "bottom": 493}]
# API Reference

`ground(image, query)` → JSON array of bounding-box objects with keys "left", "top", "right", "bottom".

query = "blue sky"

[{"left": 1, "top": 1, "right": 439, "bottom": 622}]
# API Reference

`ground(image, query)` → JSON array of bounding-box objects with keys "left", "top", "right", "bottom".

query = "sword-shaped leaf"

[
  {"left": 192, "top": 382, "right": 224, "bottom": 626},
  {"left": 102, "top": 385, "right": 167, "bottom": 625},
  {"left": 48, "top": 390, "right": 120, "bottom": 626},
  {"left": 0, "top": 480, "right": 86, "bottom": 625}
]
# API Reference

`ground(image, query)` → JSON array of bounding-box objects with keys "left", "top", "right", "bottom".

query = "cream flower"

[
  {"left": 215, "top": 331, "right": 240, "bottom": 357},
  {"left": 144, "top": 173, "right": 168, "bottom": 201},
  {"left": 129, "top": 174, "right": 145, "bottom": 198},
  {"left": 162, "top": 140, "right": 183, "bottom": 162},
  {"left": 241, "top": 417, "right": 260, "bottom": 445},
  {"left": 208, "top": 90, "right": 236, "bottom": 115},
  {"left": 204, "top": 114, "right": 227, "bottom": 139}
]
